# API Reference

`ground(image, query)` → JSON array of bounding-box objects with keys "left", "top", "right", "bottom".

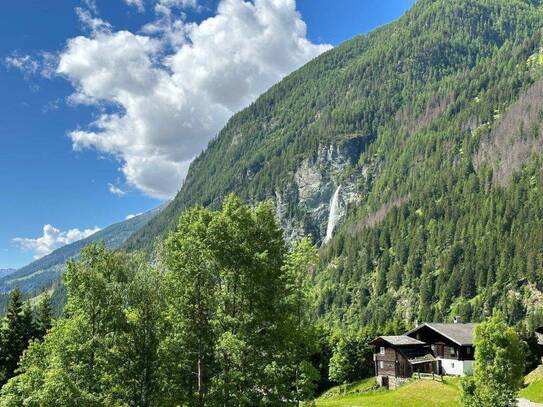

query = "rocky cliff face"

[{"left": 275, "top": 136, "right": 368, "bottom": 244}]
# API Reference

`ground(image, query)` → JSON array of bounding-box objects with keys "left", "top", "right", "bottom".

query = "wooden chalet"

[
  {"left": 406, "top": 322, "right": 476, "bottom": 376},
  {"left": 369, "top": 335, "right": 437, "bottom": 389},
  {"left": 371, "top": 322, "right": 477, "bottom": 388}
]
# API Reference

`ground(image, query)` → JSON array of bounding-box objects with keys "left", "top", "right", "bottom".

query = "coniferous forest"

[{"left": 125, "top": 0, "right": 543, "bottom": 330}]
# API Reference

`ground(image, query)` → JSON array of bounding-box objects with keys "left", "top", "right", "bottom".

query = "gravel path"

[{"left": 519, "top": 398, "right": 543, "bottom": 407}]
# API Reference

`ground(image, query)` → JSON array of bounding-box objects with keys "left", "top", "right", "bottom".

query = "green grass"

[
  {"left": 520, "top": 380, "right": 543, "bottom": 403},
  {"left": 524, "top": 365, "right": 543, "bottom": 384},
  {"left": 520, "top": 365, "right": 543, "bottom": 403},
  {"left": 312, "top": 378, "right": 461, "bottom": 407},
  {"left": 316, "top": 378, "right": 379, "bottom": 400}
]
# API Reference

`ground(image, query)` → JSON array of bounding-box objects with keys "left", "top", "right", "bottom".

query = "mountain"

[
  {"left": 126, "top": 0, "right": 543, "bottom": 328},
  {"left": 0, "top": 206, "right": 163, "bottom": 299},
  {"left": 0, "top": 269, "right": 16, "bottom": 279}
]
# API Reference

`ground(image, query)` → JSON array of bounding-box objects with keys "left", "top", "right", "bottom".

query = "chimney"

[{"left": 454, "top": 316, "right": 462, "bottom": 324}]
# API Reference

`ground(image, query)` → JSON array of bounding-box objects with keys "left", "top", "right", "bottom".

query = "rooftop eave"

[{"left": 406, "top": 323, "right": 474, "bottom": 347}]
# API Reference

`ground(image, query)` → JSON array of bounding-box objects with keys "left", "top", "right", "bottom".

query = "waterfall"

[{"left": 324, "top": 186, "right": 341, "bottom": 244}]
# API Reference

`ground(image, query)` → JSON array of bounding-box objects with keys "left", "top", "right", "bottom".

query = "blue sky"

[{"left": 0, "top": 0, "right": 414, "bottom": 269}]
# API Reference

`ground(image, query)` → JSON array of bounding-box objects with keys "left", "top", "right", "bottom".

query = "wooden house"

[
  {"left": 369, "top": 335, "right": 438, "bottom": 389},
  {"left": 406, "top": 323, "right": 476, "bottom": 376},
  {"left": 371, "top": 322, "right": 477, "bottom": 388}
]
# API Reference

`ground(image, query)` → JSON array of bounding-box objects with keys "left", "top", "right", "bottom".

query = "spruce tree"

[
  {"left": 35, "top": 293, "right": 53, "bottom": 340},
  {"left": 21, "top": 302, "right": 36, "bottom": 347},
  {"left": 0, "top": 289, "right": 25, "bottom": 385}
]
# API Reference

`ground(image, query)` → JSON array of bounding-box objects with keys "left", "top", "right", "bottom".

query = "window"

[
  {"left": 466, "top": 347, "right": 471, "bottom": 355},
  {"left": 379, "top": 361, "right": 384, "bottom": 369},
  {"left": 380, "top": 346, "right": 385, "bottom": 355},
  {"left": 451, "top": 362, "right": 455, "bottom": 368},
  {"left": 431, "top": 344, "right": 435, "bottom": 351},
  {"left": 450, "top": 347, "right": 456, "bottom": 356}
]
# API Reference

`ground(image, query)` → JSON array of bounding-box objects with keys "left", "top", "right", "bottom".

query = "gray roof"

[
  {"left": 371, "top": 335, "right": 426, "bottom": 346},
  {"left": 407, "top": 323, "right": 478, "bottom": 346}
]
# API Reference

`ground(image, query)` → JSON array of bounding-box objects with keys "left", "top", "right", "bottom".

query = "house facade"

[
  {"left": 536, "top": 326, "right": 543, "bottom": 363},
  {"left": 406, "top": 323, "right": 476, "bottom": 376},
  {"left": 371, "top": 322, "right": 477, "bottom": 387},
  {"left": 370, "top": 335, "right": 437, "bottom": 389}
]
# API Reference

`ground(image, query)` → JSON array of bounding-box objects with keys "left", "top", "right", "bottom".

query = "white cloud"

[
  {"left": 108, "top": 183, "right": 127, "bottom": 196},
  {"left": 5, "top": 54, "right": 39, "bottom": 75},
  {"left": 51, "top": 0, "right": 331, "bottom": 199},
  {"left": 124, "top": 0, "right": 146, "bottom": 12},
  {"left": 125, "top": 0, "right": 199, "bottom": 13},
  {"left": 75, "top": 7, "right": 112, "bottom": 34},
  {"left": 125, "top": 213, "right": 143, "bottom": 220},
  {"left": 83, "top": 0, "right": 98, "bottom": 13},
  {"left": 5, "top": 52, "right": 57, "bottom": 78},
  {"left": 13, "top": 224, "right": 101, "bottom": 259}
]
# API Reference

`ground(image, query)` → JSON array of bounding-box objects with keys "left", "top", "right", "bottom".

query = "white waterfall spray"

[{"left": 324, "top": 185, "right": 341, "bottom": 244}]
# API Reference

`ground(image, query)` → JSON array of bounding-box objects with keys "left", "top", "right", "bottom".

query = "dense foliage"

[
  {"left": 460, "top": 313, "right": 525, "bottom": 407},
  {"left": 0, "top": 207, "right": 162, "bottom": 316},
  {"left": 0, "top": 196, "right": 322, "bottom": 406},
  {"left": 0, "top": 290, "right": 51, "bottom": 387}
]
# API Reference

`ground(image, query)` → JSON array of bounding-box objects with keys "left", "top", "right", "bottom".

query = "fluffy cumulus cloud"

[
  {"left": 13, "top": 225, "right": 101, "bottom": 259},
  {"left": 55, "top": 0, "right": 331, "bottom": 199}
]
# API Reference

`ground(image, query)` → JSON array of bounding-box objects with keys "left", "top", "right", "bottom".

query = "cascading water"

[{"left": 324, "top": 185, "right": 341, "bottom": 244}]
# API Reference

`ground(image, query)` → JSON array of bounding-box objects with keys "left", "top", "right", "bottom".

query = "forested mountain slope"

[
  {"left": 0, "top": 207, "right": 162, "bottom": 314},
  {"left": 127, "top": 0, "right": 543, "bottom": 327}
]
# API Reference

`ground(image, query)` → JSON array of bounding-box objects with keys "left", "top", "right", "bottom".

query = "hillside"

[
  {"left": 0, "top": 269, "right": 15, "bottom": 279},
  {"left": 0, "top": 206, "right": 162, "bottom": 311},
  {"left": 312, "top": 378, "right": 461, "bottom": 407},
  {"left": 125, "top": 0, "right": 543, "bottom": 327}
]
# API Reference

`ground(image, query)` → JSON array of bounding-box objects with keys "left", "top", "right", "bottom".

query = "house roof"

[
  {"left": 407, "top": 323, "right": 478, "bottom": 346},
  {"left": 370, "top": 335, "right": 426, "bottom": 347}
]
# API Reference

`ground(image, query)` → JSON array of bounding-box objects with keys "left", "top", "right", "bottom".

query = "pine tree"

[
  {"left": 0, "top": 289, "right": 25, "bottom": 385},
  {"left": 20, "top": 302, "right": 36, "bottom": 348},
  {"left": 35, "top": 293, "right": 53, "bottom": 340}
]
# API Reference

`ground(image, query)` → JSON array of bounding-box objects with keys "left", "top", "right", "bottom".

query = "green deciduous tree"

[
  {"left": 328, "top": 330, "right": 375, "bottom": 385},
  {"left": 0, "top": 244, "right": 166, "bottom": 407},
  {"left": 461, "top": 313, "right": 525, "bottom": 407},
  {"left": 0, "top": 196, "right": 320, "bottom": 406}
]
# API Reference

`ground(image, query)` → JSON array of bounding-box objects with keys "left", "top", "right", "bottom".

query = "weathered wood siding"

[{"left": 374, "top": 346, "right": 398, "bottom": 376}]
